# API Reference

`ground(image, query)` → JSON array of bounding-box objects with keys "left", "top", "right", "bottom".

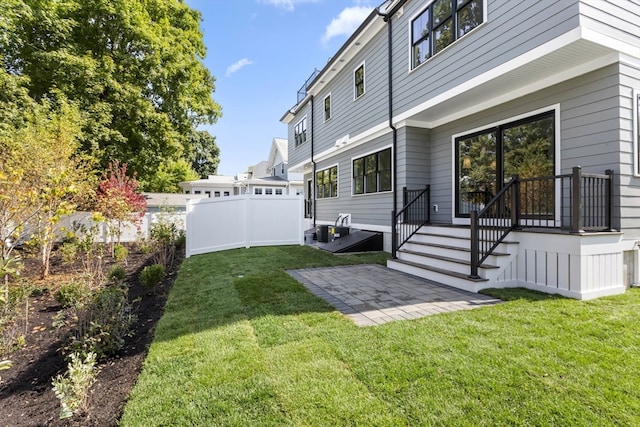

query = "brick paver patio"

[{"left": 287, "top": 264, "right": 501, "bottom": 326}]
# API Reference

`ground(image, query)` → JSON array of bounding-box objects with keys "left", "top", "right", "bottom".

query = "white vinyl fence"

[{"left": 185, "top": 194, "right": 305, "bottom": 257}]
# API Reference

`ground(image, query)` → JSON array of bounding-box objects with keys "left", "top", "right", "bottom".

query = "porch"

[{"left": 388, "top": 167, "right": 628, "bottom": 300}]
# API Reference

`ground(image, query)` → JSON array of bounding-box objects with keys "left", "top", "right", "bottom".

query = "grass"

[{"left": 121, "top": 245, "right": 640, "bottom": 426}]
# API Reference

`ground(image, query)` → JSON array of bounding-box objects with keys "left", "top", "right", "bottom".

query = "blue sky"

[{"left": 184, "top": 0, "right": 376, "bottom": 176}]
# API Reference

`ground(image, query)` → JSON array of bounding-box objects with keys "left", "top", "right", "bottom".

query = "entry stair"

[{"left": 387, "top": 225, "right": 519, "bottom": 292}]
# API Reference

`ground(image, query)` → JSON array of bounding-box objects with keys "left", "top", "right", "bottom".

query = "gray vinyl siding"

[
  {"left": 618, "top": 62, "right": 640, "bottom": 239},
  {"left": 390, "top": 0, "right": 580, "bottom": 115},
  {"left": 288, "top": 102, "right": 312, "bottom": 168},
  {"left": 312, "top": 31, "right": 389, "bottom": 155},
  {"left": 314, "top": 134, "right": 393, "bottom": 227},
  {"left": 579, "top": 0, "right": 640, "bottom": 49},
  {"left": 395, "top": 126, "right": 430, "bottom": 207}
]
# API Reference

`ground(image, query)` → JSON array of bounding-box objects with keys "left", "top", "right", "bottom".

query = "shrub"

[
  {"left": 140, "top": 264, "right": 165, "bottom": 289},
  {"left": 113, "top": 244, "right": 128, "bottom": 263},
  {"left": 55, "top": 282, "right": 89, "bottom": 309},
  {"left": 64, "top": 287, "right": 136, "bottom": 360},
  {"left": 59, "top": 243, "right": 78, "bottom": 266},
  {"left": 107, "top": 265, "right": 126, "bottom": 284},
  {"left": 52, "top": 352, "right": 96, "bottom": 419},
  {"left": 149, "top": 208, "right": 184, "bottom": 268}
]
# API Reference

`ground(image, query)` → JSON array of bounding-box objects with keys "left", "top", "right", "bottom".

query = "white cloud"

[
  {"left": 322, "top": 5, "right": 373, "bottom": 43},
  {"left": 226, "top": 58, "right": 254, "bottom": 77},
  {"left": 259, "top": 0, "right": 318, "bottom": 11}
]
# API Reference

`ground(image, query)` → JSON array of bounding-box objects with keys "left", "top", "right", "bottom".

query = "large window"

[
  {"left": 316, "top": 165, "right": 338, "bottom": 199},
  {"left": 455, "top": 111, "right": 555, "bottom": 217},
  {"left": 354, "top": 63, "right": 365, "bottom": 99},
  {"left": 324, "top": 94, "right": 332, "bottom": 122},
  {"left": 411, "top": 0, "right": 483, "bottom": 69},
  {"left": 353, "top": 148, "right": 392, "bottom": 195},
  {"left": 294, "top": 116, "right": 307, "bottom": 147}
]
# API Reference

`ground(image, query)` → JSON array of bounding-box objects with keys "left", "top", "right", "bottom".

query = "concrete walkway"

[{"left": 287, "top": 264, "right": 501, "bottom": 327}]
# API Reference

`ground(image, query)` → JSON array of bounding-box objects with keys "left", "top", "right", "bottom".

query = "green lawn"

[{"left": 121, "top": 246, "right": 640, "bottom": 426}]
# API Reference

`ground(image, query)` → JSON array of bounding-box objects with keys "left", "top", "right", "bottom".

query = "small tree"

[{"left": 95, "top": 161, "right": 147, "bottom": 247}]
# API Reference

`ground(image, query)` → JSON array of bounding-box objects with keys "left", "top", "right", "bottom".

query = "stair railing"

[
  {"left": 469, "top": 176, "right": 520, "bottom": 279},
  {"left": 391, "top": 185, "right": 430, "bottom": 258}
]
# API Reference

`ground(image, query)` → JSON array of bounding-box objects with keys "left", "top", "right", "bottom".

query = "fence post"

[
  {"left": 391, "top": 209, "right": 397, "bottom": 259},
  {"left": 571, "top": 166, "right": 583, "bottom": 233},
  {"left": 605, "top": 169, "right": 614, "bottom": 232},
  {"left": 469, "top": 210, "right": 480, "bottom": 279},
  {"left": 511, "top": 174, "right": 521, "bottom": 230}
]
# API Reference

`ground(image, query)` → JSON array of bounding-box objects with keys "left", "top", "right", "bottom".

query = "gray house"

[{"left": 281, "top": 0, "right": 640, "bottom": 299}]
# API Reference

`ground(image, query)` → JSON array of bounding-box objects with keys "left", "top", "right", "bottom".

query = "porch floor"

[{"left": 287, "top": 264, "right": 501, "bottom": 327}]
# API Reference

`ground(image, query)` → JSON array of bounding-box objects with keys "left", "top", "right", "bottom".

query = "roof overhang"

[{"left": 394, "top": 26, "right": 640, "bottom": 128}]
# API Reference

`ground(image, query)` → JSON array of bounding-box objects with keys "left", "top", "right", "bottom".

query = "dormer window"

[{"left": 411, "top": 0, "right": 483, "bottom": 69}]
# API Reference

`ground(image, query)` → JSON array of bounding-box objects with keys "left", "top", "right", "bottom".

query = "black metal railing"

[
  {"left": 469, "top": 177, "right": 519, "bottom": 278},
  {"left": 470, "top": 167, "right": 614, "bottom": 278},
  {"left": 392, "top": 185, "right": 430, "bottom": 258}
]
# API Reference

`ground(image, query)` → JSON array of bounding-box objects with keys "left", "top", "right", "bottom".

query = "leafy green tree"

[
  {"left": 186, "top": 130, "right": 220, "bottom": 179},
  {"left": 0, "top": 0, "right": 222, "bottom": 189},
  {"left": 144, "top": 159, "right": 199, "bottom": 193},
  {"left": 0, "top": 97, "right": 96, "bottom": 279}
]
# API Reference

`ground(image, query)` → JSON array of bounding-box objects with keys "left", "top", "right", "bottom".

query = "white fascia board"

[
  {"left": 581, "top": 26, "right": 640, "bottom": 60},
  {"left": 393, "top": 27, "right": 604, "bottom": 127},
  {"left": 313, "top": 121, "right": 392, "bottom": 164},
  {"left": 288, "top": 158, "right": 312, "bottom": 173}
]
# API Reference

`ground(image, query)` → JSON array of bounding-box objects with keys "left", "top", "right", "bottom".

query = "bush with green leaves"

[
  {"left": 58, "top": 243, "right": 78, "bottom": 266},
  {"left": 140, "top": 264, "right": 165, "bottom": 289},
  {"left": 149, "top": 208, "right": 184, "bottom": 268},
  {"left": 107, "top": 265, "right": 126, "bottom": 284},
  {"left": 52, "top": 352, "right": 96, "bottom": 419},
  {"left": 113, "top": 244, "right": 128, "bottom": 263},
  {"left": 63, "top": 287, "right": 136, "bottom": 360},
  {"left": 55, "top": 282, "right": 90, "bottom": 309}
]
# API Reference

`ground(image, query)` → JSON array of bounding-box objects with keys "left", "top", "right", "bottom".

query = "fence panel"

[{"left": 186, "top": 195, "right": 304, "bottom": 257}]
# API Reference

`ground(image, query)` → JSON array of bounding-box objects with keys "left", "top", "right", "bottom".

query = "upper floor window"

[
  {"left": 354, "top": 63, "right": 365, "bottom": 99},
  {"left": 316, "top": 165, "right": 338, "bottom": 199},
  {"left": 275, "top": 188, "right": 283, "bottom": 195},
  {"left": 353, "top": 147, "right": 392, "bottom": 195},
  {"left": 294, "top": 116, "right": 307, "bottom": 147},
  {"left": 324, "top": 94, "right": 332, "bottom": 122},
  {"left": 254, "top": 188, "right": 262, "bottom": 195},
  {"left": 412, "top": 0, "right": 483, "bottom": 69}
]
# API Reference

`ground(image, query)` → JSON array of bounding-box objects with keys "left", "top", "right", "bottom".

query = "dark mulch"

[{"left": 0, "top": 246, "right": 181, "bottom": 426}]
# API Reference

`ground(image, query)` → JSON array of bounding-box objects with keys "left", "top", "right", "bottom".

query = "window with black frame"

[
  {"left": 316, "top": 166, "right": 338, "bottom": 198},
  {"left": 354, "top": 63, "right": 365, "bottom": 99},
  {"left": 353, "top": 148, "right": 392, "bottom": 195},
  {"left": 411, "top": 0, "right": 483, "bottom": 69},
  {"left": 294, "top": 116, "right": 307, "bottom": 147}
]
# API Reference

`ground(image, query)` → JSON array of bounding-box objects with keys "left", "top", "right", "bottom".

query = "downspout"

[
  {"left": 310, "top": 95, "right": 316, "bottom": 227},
  {"left": 377, "top": 7, "right": 398, "bottom": 235}
]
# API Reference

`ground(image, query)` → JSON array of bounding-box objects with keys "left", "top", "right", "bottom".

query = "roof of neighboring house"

[
  {"left": 243, "top": 176, "right": 290, "bottom": 186},
  {"left": 268, "top": 138, "right": 288, "bottom": 167},
  {"left": 251, "top": 160, "right": 269, "bottom": 178},
  {"left": 143, "top": 192, "right": 207, "bottom": 208}
]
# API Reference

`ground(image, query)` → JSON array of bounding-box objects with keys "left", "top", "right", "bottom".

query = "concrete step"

[{"left": 387, "top": 258, "right": 487, "bottom": 292}]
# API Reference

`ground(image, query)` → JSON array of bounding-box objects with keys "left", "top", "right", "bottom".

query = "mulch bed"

[{"left": 0, "top": 245, "right": 181, "bottom": 426}]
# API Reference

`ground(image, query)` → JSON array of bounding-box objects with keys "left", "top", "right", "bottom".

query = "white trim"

[
  {"left": 323, "top": 92, "right": 332, "bottom": 123},
  {"left": 396, "top": 27, "right": 586, "bottom": 125},
  {"left": 288, "top": 158, "right": 311, "bottom": 173},
  {"left": 313, "top": 121, "right": 392, "bottom": 164},
  {"left": 450, "top": 105, "right": 561, "bottom": 224},
  {"left": 353, "top": 61, "right": 366, "bottom": 100},
  {"left": 634, "top": 89, "right": 640, "bottom": 177},
  {"left": 350, "top": 144, "right": 394, "bottom": 197}
]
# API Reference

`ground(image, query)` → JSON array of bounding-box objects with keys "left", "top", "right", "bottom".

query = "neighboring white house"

[{"left": 179, "top": 137, "right": 304, "bottom": 197}]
